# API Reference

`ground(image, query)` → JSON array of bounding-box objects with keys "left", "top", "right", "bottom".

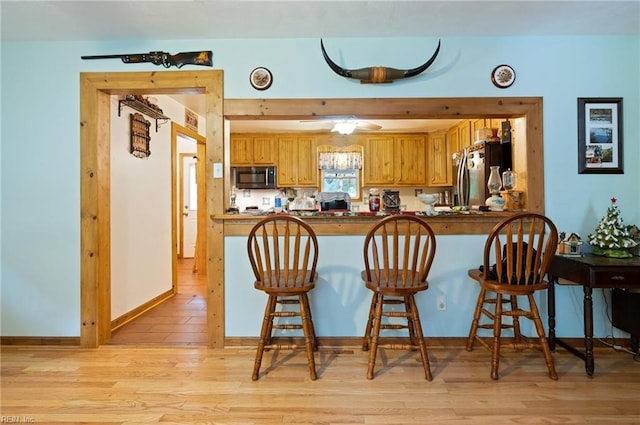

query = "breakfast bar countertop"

[{"left": 211, "top": 210, "right": 517, "bottom": 236}]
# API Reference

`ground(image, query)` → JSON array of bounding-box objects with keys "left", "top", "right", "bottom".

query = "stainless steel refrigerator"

[{"left": 452, "top": 141, "right": 512, "bottom": 207}]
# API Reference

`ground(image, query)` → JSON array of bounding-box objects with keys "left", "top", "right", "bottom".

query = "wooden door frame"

[
  {"left": 173, "top": 124, "right": 206, "bottom": 278},
  {"left": 79, "top": 71, "right": 224, "bottom": 348}
]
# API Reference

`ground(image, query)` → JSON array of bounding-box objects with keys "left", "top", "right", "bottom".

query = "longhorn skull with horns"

[{"left": 320, "top": 39, "right": 441, "bottom": 84}]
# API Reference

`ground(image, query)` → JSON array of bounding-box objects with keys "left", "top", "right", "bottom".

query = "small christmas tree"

[{"left": 587, "top": 197, "right": 638, "bottom": 258}]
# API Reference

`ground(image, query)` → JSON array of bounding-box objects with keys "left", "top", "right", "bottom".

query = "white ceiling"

[
  {"left": 3, "top": 0, "right": 637, "bottom": 133},
  {"left": 2, "top": 1, "right": 638, "bottom": 42}
]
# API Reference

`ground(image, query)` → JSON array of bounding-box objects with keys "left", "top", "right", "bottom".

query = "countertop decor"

[{"left": 587, "top": 197, "right": 638, "bottom": 258}]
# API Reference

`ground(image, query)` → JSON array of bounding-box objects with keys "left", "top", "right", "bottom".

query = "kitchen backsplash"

[{"left": 234, "top": 187, "right": 450, "bottom": 212}]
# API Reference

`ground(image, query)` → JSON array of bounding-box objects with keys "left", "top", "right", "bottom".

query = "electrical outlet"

[
  {"left": 262, "top": 197, "right": 270, "bottom": 206},
  {"left": 437, "top": 295, "right": 447, "bottom": 311}
]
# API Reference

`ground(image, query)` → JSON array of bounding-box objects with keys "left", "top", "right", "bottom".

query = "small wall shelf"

[
  {"left": 119, "top": 98, "right": 170, "bottom": 132},
  {"left": 130, "top": 113, "right": 151, "bottom": 159}
]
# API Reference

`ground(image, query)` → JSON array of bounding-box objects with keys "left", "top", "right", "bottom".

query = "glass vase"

[
  {"left": 487, "top": 166, "right": 502, "bottom": 194},
  {"left": 486, "top": 166, "right": 504, "bottom": 211}
]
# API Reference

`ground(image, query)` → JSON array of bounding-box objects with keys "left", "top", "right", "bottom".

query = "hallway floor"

[{"left": 108, "top": 258, "right": 207, "bottom": 346}]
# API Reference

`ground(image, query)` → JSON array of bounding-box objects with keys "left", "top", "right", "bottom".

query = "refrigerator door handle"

[{"left": 457, "top": 149, "right": 469, "bottom": 206}]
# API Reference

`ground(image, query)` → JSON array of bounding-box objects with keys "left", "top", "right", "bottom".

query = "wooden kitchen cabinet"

[
  {"left": 230, "top": 134, "right": 277, "bottom": 166},
  {"left": 447, "top": 120, "right": 472, "bottom": 154},
  {"left": 470, "top": 119, "right": 488, "bottom": 142},
  {"left": 277, "top": 136, "right": 317, "bottom": 187},
  {"left": 363, "top": 134, "right": 426, "bottom": 186},
  {"left": 458, "top": 120, "right": 472, "bottom": 150},
  {"left": 395, "top": 135, "right": 427, "bottom": 185},
  {"left": 427, "top": 131, "right": 450, "bottom": 187},
  {"left": 363, "top": 136, "right": 395, "bottom": 185},
  {"left": 448, "top": 126, "right": 459, "bottom": 156}
]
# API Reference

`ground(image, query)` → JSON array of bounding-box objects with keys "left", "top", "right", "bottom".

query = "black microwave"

[{"left": 232, "top": 166, "right": 277, "bottom": 189}]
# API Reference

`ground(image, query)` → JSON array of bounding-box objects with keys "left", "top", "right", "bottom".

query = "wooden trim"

[
  {"left": 178, "top": 152, "right": 188, "bottom": 259},
  {"left": 224, "top": 97, "right": 542, "bottom": 120},
  {"left": 0, "top": 337, "right": 81, "bottom": 346},
  {"left": 0, "top": 336, "right": 607, "bottom": 349},
  {"left": 110, "top": 289, "right": 175, "bottom": 332},
  {"left": 173, "top": 123, "right": 207, "bottom": 279},
  {"left": 80, "top": 71, "right": 224, "bottom": 348}
]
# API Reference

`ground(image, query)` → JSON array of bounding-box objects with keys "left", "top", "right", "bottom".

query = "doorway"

[
  {"left": 180, "top": 153, "right": 198, "bottom": 259},
  {"left": 79, "top": 71, "right": 225, "bottom": 348},
  {"left": 172, "top": 122, "right": 207, "bottom": 277},
  {"left": 107, "top": 121, "right": 208, "bottom": 346}
]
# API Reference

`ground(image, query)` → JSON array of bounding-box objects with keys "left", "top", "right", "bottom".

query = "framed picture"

[
  {"left": 578, "top": 97, "right": 623, "bottom": 174},
  {"left": 184, "top": 108, "right": 198, "bottom": 132},
  {"left": 249, "top": 67, "right": 273, "bottom": 91},
  {"left": 490, "top": 64, "right": 516, "bottom": 89}
]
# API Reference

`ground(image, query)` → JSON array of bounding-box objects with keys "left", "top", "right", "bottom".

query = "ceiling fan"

[{"left": 299, "top": 116, "right": 382, "bottom": 134}]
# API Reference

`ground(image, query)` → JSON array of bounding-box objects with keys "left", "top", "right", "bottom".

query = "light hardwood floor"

[
  {"left": 2, "top": 345, "right": 639, "bottom": 424},
  {"left": 2, "top": 259, "right": 640, "bottom": 423},
  {"left": 108, "top": 258, "right": 207, "bottom": 346}
]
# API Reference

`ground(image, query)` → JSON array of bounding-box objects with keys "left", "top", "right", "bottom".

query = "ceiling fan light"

[{"left": 332, "top": 121, "right": 358, "bottom": 135}]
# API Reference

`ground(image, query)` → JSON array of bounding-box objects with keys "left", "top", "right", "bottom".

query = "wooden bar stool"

[
  {"left": 361, "top": 215, "right": 437, "bottom": 380},
  {"left": 247, "top": 215, "right": 319, "bottom": 381},
  {"left": 466, "top": 213, "right": 559, "bottom": 380}
]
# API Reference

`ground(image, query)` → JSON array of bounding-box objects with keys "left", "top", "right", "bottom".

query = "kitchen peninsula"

[
  {"left": 204, "top": 97, "right": 546, "bottom": 348},
  {"left": 213, "top": 209, "right": 522, "bottom": 347}
]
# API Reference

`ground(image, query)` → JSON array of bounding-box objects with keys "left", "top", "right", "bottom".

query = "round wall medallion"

[
  {"left": 250, "top": 67, "right": 273, "bottom": 91},
  {"left": 491, "top": 64, "right": 516, "bottom": 89}
]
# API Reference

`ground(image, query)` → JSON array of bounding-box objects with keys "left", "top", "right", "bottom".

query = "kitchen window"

[
  {"left": 321, "top": 169, "right": 360, "bottom": 199},
  {"left": 318, "top": 147, "right": 363, "bottom": 200}
]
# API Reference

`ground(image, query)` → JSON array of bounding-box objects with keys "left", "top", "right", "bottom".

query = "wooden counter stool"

[
  {"left": 361, "top": 215, "right": 436, "bottom": 380},
  {"left": 466, "top": 213, "right": 559, "bottom": 380},
  {"left": 247, "top": 215, "right": 319, "bottom": 381}
]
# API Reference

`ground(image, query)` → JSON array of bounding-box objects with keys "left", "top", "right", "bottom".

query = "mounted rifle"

[{"left": 81, "top": 51, "right": 213, "bottom": 69}]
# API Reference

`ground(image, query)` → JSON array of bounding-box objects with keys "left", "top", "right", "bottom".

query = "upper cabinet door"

[
  {"left": 427, "top": 132, "right": 450, "bottom": 187},
  {"left": 277, "top": 136, "right": 298, "bottom": 186},
  {"left": 252, "top": 136, "right": 277, "bottom": 165},
  {"left": 458, "top": 121, "right": 472, "bottom": 150},
  {"left": 230, "top": 136, "right": 253, "bottom": 165},
  {"left": 364, "top": 136, "right": 395, "bottom": 185},
  {"left": 296, "top": 137, "right": 317, "bottom": 186},
  {"left": 395, "top": 135, "right": 427, "bottom": 185}
]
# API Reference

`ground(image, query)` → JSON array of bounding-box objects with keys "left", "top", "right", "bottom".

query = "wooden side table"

[{"left": 547, "top": 254, "right": 640, "bottom": 377}]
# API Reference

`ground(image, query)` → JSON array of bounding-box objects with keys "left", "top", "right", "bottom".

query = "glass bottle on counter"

[
  {"left": 485, "top": 166, "right": 505, "bottom": 211},
  {"left": 369, "top": 188, "right": 380, "bottom": 212},
  {"left": 502, "top": 169, "right": 517, "bottom": 190}
]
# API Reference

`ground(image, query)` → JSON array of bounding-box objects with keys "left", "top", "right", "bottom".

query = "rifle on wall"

[{"left": 81, "top": 51, "right": 213, "bottom": 69}]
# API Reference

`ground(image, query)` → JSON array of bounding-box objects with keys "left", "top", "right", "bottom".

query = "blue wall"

[{"left": 1, "top": 35, "right": 638, "bottom": 338}]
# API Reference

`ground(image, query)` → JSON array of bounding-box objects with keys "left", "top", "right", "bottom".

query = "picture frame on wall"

[
  {"left": 578, "top": 97, "right": 623, "bottom": 174},
  {"left": 185, "top": 108, "right": 198, "bottom": 132},
  {"left": 249, "top": 67, "right": 273, "bottom": 91}
]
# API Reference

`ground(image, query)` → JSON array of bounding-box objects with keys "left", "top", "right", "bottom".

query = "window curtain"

[{"left": 318, "top": 151, "right": 362, "bottom": 170}]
